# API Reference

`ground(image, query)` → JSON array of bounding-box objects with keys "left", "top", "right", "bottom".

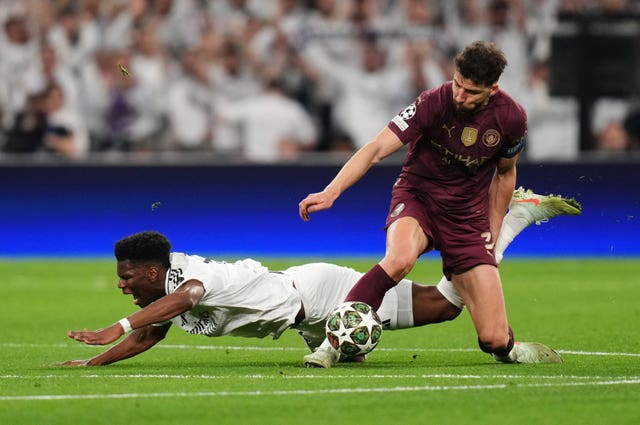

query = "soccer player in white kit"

[{"left": 59, "top": 188, "right": 580, "bottom": 367}]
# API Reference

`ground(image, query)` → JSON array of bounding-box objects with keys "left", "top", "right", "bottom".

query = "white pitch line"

[
  {"left": 556, "top": 350, "right": 640, "bottom": 357},
  {"left": 1, "top": 379, "right": 639, "bottom": 402}
]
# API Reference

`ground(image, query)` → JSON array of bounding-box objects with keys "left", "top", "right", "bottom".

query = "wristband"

[{"left": 118, "top": 318, "right": 133, "bottom": 333}]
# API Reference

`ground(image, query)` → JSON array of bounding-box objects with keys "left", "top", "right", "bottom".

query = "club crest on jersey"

[
  {"left": 390, "top": 202, "right": 405, "bottom": 217},
  {"left": 482, "top": 129, "right": 501, "bottom": 147},
  {"left": 461, "top": 127, "right": 478, "bottom": 147}
]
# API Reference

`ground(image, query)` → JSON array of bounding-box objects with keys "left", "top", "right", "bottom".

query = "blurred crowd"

[{"left": 1, "top": 0, "right": 639, "bottom": 163}]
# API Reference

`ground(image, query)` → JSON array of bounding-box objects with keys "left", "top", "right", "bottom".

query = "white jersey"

[
  {"left": 164, "top": 254, "right": 432, "bottom": 351},
  {"left": 165, "top": 253, "right": 302, "bottom": 340}
]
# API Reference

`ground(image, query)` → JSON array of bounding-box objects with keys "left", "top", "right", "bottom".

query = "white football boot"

[
  {"left": 493, "top": 342, "right": 563, "bottom": 364},
  {"left": 495, "top": 187, "right": 582, "bottom": 263},
  {"left": 304, "top": 340, "right": 340, "bottom": 368},
  {"left": 509, "top": 186, "right": 582, "bottom": 225}
]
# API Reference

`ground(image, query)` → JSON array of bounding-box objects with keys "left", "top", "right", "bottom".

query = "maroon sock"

[{"left": 344, "top": 264, "right": 398, "bottom": 310}]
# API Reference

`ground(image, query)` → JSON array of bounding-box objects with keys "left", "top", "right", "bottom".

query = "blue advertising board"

[{"left": 1, "top": 162, "right": 637, "bottom": 258}]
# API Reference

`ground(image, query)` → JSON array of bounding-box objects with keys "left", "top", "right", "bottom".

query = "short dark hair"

[
  {"left": 114, "top": 231, "right": 171, "bottom": 268},
  {"left": 454, "top": 41, "right": 507, "bottom": 87}
]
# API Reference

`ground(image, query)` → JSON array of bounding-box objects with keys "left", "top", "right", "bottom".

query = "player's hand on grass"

[
  {"left": 298, "top": 189, "right": 337, "bottom": 221},
  {"left": 67, "top": 323, "right": 123, "bottom": 345}
]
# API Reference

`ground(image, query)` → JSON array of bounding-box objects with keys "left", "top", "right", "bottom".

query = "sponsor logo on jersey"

[
  {"left": 461, "top": 127, "right": 478, "bottom": 147},
  {"left": 482, "top": 129, "right": 501, "bottom": 147},
  {"left": 390, "top": 202, "right": 405, "bottom": 217},
  {"left": 430, "top": 140, "right": 492, "bottom": 169}
]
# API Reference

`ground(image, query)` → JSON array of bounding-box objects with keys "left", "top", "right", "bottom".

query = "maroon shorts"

[{"left": 385, "top": 186, "right": 498, "bottom": 279}]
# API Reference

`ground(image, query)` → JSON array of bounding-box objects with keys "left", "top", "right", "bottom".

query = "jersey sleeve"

[
  {"left": 388, "top": 88, "right": 442, "bottom": 144},
  {"left": 166, "top": 254, "right": 225, "bottom": 298},
  {"left": 500, "top": 102, "right": 528, "bottom": 158}
]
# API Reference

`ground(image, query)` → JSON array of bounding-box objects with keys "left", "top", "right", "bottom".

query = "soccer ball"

[{"left": 325, "top": 301, "right": 383, "bottom": 357}]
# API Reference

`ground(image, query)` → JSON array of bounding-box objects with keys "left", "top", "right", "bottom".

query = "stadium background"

[
  {"left": 0, "top": 5, "right": 638, "bottom": 425},
  {"left": 0, "top": 1, "right": 638, "bottom": 259},
  {"left": 1, "top": 159, "right": 637, "bottom": 257}
]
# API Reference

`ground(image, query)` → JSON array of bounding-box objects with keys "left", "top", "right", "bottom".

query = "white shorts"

[{"left": 285, "top": 263, "right": 414, "bottom": 351}]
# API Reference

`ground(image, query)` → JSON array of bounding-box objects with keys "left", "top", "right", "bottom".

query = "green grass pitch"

[{"left": 1, "top": 258, "right": 639, "bottom": 425}]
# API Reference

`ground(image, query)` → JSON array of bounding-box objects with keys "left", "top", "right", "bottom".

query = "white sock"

[
  {"left": 494, "top": 212, "right": 530, "bottom": 264},
  {"left": 436, "top": 275, "right": 465, "bottom": 309}
]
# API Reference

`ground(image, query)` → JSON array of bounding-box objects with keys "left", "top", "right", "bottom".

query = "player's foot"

[
  {"left": 493, "top": 342, "right": 563, "bottom": 364},
  {"left": 304, "top": 346, "right": 340, "bottom": 368},
  {"left": 509, "top": 187, "right": 582, "bottom": 225}
]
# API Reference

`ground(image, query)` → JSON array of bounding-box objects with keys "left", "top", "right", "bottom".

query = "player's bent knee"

[
  {"left": 440, "top": 303, "right": 462, "bottom": 322},
  {"left": 382, "top": 254, "right": 417, "bottom": 279}
]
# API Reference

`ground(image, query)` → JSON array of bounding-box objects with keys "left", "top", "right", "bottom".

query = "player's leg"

[
  {"left": 292, "top": 262, "right": 375, "bottom": 368},
  {"left": 489, "top": 188, "right": 576, "bottom": 363},
  {"left": 293, "top": 262, "right": 366, "bottom": 368},
  {"left": 408, "top": 283, "right": 462, "bottom": 327},
  {"left": 452, "top": 265, "right": 562, "bottom": 364},
  {"left": 430, "top": 187, "right": 583, "bottom": 308},
  {"left": 306, "top": 277, "right": 462, "bottom": 367},
  {"left": 452, "top": 264, "right": 512, "bottom": 354},
  {"left": 287, "top": 262, "right": 363, "bottom": 328},
  {"left": 300, "top": 255, "right": 423, "bottom": 368},
  {"left": 303, "top": 216, "right": 429, "bottom": 369},
  {"left": 344, "top": 216, "right": 429, "bottom": 309},
  {"left": 304, "top": 217, "right": 434, "bottom": 367},
  {"left": 376, "top": 278, "right": 462, "bottom": 331},
  {"left": 494, "top": 187, "right": 582, "bottom": 262}
]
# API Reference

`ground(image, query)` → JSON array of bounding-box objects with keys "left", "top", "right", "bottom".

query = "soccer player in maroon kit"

[{"left": 299, "top": 41, "right": 561, "bottom": 367}]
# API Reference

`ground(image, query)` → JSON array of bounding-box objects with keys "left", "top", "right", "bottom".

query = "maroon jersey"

[{"left": 388, "top": 81, "right": 526, "bottom": 218}]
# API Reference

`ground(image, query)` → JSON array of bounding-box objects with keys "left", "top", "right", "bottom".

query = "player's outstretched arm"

[
  {"left": 298, "top": 127, "right": 404, "bottom": 221},
  {"left": 66, "top": 280, "right": 205, "bottom": 346},
  {"left": 57, "top": 322, "right": 171, "bottom": 366}
]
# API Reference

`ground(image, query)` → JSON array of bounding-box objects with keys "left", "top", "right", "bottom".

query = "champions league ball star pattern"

[{"left": 325, "top": 301, "right": 383, "bottom": 356}]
